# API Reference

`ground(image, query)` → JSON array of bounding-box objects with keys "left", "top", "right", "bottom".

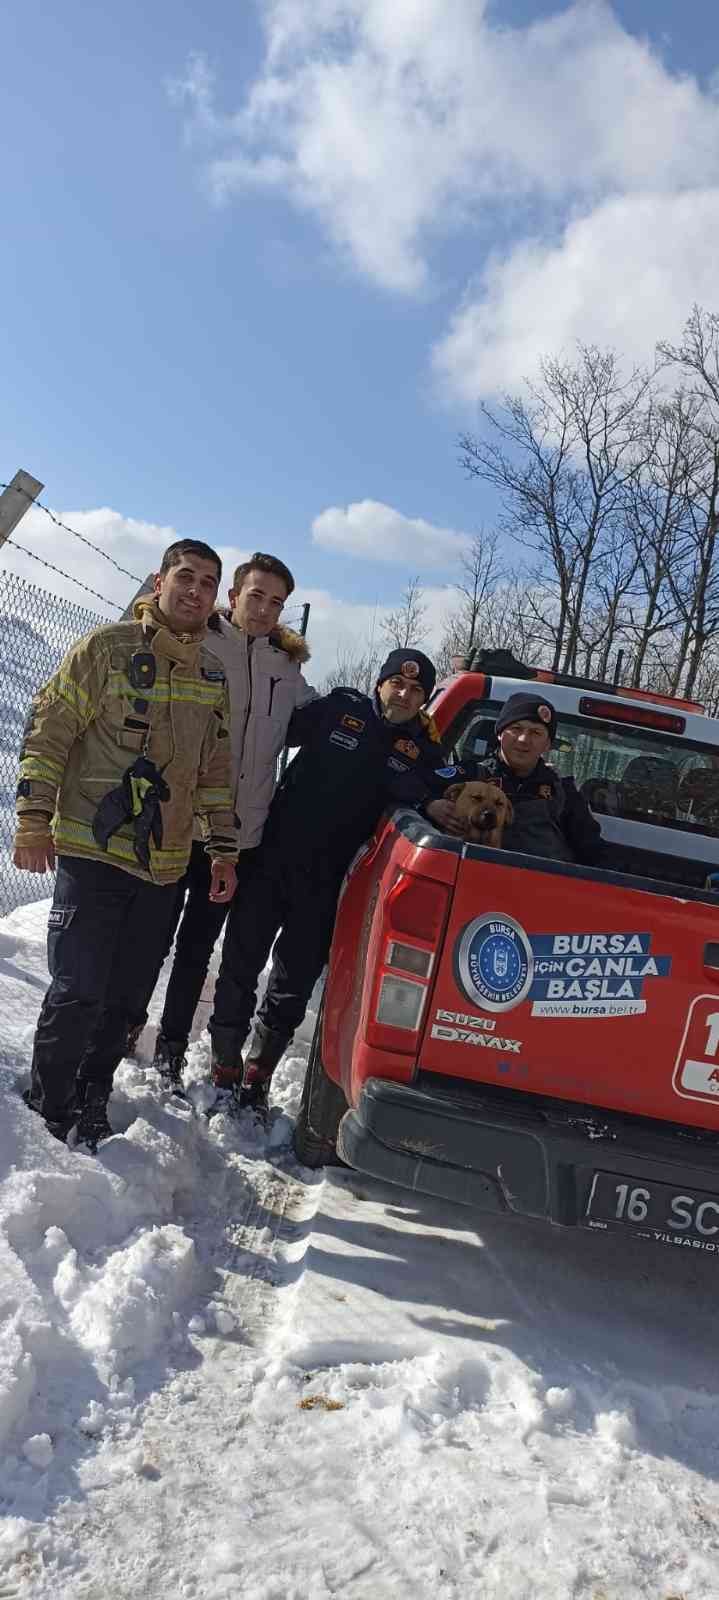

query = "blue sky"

[{"left": 2, "top": 0, "right": 718, "bottom": 677}]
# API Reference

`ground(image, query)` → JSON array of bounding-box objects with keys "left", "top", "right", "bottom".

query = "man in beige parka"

[{"left": 14, "top": 538, "right": 238, "bottom": 1148}]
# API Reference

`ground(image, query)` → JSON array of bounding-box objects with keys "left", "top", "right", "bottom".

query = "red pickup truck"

[{"left": 293, "top": 651, "right": 719, "bottom": 1256}]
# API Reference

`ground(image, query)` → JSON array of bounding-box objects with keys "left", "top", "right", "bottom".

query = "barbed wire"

[
  {"left": 1, "top": 477, "right": 311, "bottom": 630},
  {"left": 4, "top": 536, "right": 123, "bottom": 610},
  {"left": 0, "top": 480, "right": 143, "bottom": 583}
]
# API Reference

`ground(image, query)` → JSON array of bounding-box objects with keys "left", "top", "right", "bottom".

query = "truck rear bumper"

[{"left": 337, "top": 1076, "right": 719, "bottom": 1230}]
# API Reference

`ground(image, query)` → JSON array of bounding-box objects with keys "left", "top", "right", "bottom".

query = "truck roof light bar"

[{"left": 578, "top": 696, "right": 686, "bottom": 735}]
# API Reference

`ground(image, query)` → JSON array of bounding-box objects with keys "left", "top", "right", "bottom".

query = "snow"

[{"left": 1, "top": 897, "right": 719, "bottom": 1596}]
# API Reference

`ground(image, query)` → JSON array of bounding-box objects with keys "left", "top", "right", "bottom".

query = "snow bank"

[{"left": 0, "top": 899, "right": 307, "bottom": 1521}]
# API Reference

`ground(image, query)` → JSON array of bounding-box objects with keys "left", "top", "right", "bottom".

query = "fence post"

[{"left": 0, "top": 471, "right": 44, "bottom": 548}]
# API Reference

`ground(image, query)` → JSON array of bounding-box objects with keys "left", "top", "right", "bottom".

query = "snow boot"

[
  {"left": 240, "top": 1022, "right": 291, "bottom": 1115},
  {"left": 153, "top": 1033, "right": 187, "bottom": 1091},
  {"left": 210, "top": 1052, "right": 244, "bottom": 1097},
  {"left": 75, "top": 1082, "right": 113, "bottom": 1152}
]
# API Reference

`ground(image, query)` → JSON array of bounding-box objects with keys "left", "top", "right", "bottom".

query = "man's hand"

[
  {"left": 209, "top": 858, "right": 237, "bottom": 904},
  {"left": 424, "top": 798, "right": 467, "bottom": 837},
  {"left": 13, "top": 839, "right": 56, "bottom": 873}
]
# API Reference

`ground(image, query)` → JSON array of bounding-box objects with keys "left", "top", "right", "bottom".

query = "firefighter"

[
  {"left": 13, "top": 541, "right": 238, "bottom": 1149},
  {"left": 208, "top": 648, "right": 458, "bottom": 1112},
  {"left": 462, "top": 691, "right": 603, "bottom": 864}
]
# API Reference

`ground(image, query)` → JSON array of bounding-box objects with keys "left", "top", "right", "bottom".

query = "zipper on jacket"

[{"left": 239, "top": 635, "right": 253, "bottom": 778}]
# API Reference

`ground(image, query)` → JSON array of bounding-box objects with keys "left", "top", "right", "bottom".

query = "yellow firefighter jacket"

[{"left": 15, "top": 597, "right": 238, "bottom": 884}]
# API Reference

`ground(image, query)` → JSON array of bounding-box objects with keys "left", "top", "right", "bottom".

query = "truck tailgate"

[{"left": 419, "top": 851, "right": 719, "bottom": 1131}]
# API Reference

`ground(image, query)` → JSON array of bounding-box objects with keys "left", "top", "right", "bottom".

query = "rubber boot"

[
  {"left": 241, "top": 1022, "right": 291, "bottom": 1115},
  {"left": 210, "top": 1051, "right": 244, "bottom": 1095},
  {"left": 153, "top": 1033, "right": 187, "bottom": 1090}
]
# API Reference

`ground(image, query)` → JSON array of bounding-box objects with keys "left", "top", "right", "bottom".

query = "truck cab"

[{"left": 294, "top": 652, "right": 719, "bottom": 1257}]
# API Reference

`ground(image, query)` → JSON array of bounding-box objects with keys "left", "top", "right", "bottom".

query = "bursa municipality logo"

[{"left": 455, "top": 914, "right": 534, "bottom": 1013}]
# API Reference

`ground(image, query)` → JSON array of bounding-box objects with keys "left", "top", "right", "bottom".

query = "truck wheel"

[{"left": 293, "top": 1006, "right": 347, "bottom": 1169}]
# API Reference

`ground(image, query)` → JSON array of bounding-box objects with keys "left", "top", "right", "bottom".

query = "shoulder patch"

[
  {"left": 394, "top": 738, "right": 419, "bottom": 760},
  {"left": 342, "top": 713, "right": 365, "bottom": 733},
  {"left": 435, "top": 765, "right": 459, "bottom": 778}
]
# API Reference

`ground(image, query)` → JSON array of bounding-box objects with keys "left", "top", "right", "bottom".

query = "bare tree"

[
  {"left": 321, "top": 646, "right": 381, "bottom": 696},
  {"left": 435, "top": 529, "right": 503, "bottom": 675},
  {"left": 657, "top": 309, "right": 719, "bottom": 698},
  {"left": 381, "top": 576, "right": 428, "bottom": 649},
  {"left": 459, "top": 345, "right": 651, "bottom": 673}
]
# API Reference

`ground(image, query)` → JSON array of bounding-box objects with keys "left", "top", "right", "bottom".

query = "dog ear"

[{"left": 443, "top": 783, "right": 464, "bottom": 803}]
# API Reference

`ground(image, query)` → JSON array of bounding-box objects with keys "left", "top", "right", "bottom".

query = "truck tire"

[{"left": 293, "top": 1005, "right": 347, "bottom": 1169}]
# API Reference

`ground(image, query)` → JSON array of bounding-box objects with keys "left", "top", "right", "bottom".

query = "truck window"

[{"left": 454, "top": 702, "right": 719, "bottom": 840}]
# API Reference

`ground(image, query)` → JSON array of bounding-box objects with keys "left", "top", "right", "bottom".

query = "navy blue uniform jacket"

[{"left": 264, "top": 687, "right": 443, "bottom": 872}]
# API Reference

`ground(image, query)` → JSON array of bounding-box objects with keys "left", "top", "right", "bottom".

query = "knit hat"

[
  {"left": 377, "top": 648, "right": 436, "bottom": 703},
  {"left": 495, "top": 692, "right": 557, "bottom": 743}
]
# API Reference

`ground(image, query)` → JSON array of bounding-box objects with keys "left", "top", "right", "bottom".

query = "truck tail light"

[
  {"left": 376, "top": 975, "right": 428, "bottom": 1030},
  {"left": 371, "top": 873, "right": 450, "bottom": 1039},
  {"left": 387, "top": 940, "right": 434, "bottom": 978},
  {"left": 385, "top": 874, "right": 448, "bottom": 942}
]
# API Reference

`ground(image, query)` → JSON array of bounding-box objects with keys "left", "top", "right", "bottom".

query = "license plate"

[{"left": 584, "top": 1170, "right": 719, "bottom": 1255}]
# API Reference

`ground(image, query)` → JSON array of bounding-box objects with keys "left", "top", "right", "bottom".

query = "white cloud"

[
  {"left": 0, "top": 505, "right": 248, "bottom": 619},
  {"left": 433, "top": 189, "right": 719, "bottom": 401},
  {"left": 0, "top": 499, "right": 452, "bottom": 688},
  {"left": 293, "top": 580, "right": 451, "bottom": 684},
  {"left": 175, "top": 1, "right": 719, "bottom": 294},
  {"left": 312, "top": 499, "right": 469, "bottom": 566}
]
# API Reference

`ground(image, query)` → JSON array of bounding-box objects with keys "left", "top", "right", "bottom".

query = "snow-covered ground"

[{"left": 2, "top": 899, "right": 719, "bottom": 1599}]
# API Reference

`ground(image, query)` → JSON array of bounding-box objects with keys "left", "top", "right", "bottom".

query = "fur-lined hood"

[{"left": 208, "top": 609, "right": 310, "bottom": 665}]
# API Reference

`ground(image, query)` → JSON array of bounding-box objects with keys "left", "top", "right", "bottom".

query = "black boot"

[
  {"left": 153, "top": 1033, "right": 187, "bottom": 1090},
  {"left": 241, "top": 1022, "right": 291, "bottom": 1114},
  {"left": 75, "top": 1082, "right": 113, "bottom": 1152}
]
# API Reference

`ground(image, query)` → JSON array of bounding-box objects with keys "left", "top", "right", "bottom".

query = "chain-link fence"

[{"left": 0, "top": 568, "right": 104, "bottom": 917}]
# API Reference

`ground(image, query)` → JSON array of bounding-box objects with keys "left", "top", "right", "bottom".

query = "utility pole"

[{"left": 0, "top": 470, "right": 44, "bottom": 549}]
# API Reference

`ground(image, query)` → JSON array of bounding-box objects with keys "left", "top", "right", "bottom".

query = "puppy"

[{"left": 443, "top": 781, "right": 514, "bottom": 848}]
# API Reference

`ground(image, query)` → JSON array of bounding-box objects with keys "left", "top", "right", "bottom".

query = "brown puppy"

[{"left": 443, "top": 781, "right": 514, "bottom": 847}]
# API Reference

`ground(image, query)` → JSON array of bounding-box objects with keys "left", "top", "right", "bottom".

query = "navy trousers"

[
  {"left": 210, "top": 843, "right": 342, "bottom": 1064},
  {"left": 29, "top": 855, "right": 180, "bottom": 1122}
]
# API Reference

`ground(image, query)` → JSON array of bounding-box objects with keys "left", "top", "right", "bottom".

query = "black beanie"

[
  {"left": 377, "top": 648, "right": 436, "bottom": 702},
  {"left": 495, "top": 692, "right": 557, "bottom": 743}
]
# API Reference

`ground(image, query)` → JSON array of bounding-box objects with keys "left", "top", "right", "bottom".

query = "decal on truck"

[
  {"left": 430, "top": 1007, "right": 522, "bottom": 1053},
  {"left": 529, "top": 932, "right": 672, "bottom": 1017},
  {"left": 454, "top": 919, "right": 672, "bottom": 1017},
  {"left": 455, "top": 915, "right": 534, "bottom": 1014},
  {"left": 673, "top": 994, "right": 719, "bottom": 1103}
]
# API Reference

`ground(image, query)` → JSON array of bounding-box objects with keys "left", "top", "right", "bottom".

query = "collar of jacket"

[
  {"left": 207, "top": 609, "right": 310, "bottom": 664},
  {"left": 493, "top": 752, "right": 558, "bottom": 791},
  {"left": 133, "top": 597, "right": 205, "bottom": 665}
]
